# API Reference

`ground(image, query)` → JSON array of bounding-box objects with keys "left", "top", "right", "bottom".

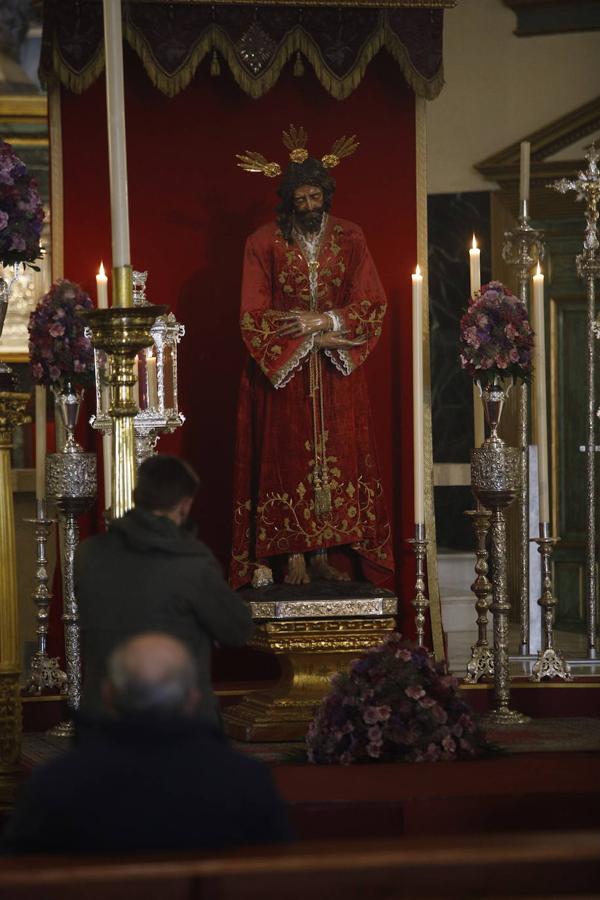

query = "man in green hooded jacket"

[{"left": 75, "top": 455, "right": 253, "bottom": 729}]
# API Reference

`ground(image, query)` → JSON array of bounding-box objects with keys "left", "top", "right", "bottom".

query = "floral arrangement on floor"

[
  {"left": 28, "top": 280, "right": 96, "bottom": 390},
  {"left": 0, "top": 138, "right": 44, "bottom": 269},
  {"left": 459, "top": 280, "right": 534, "bottom": 387},
  {"left": 306, "top": 633, "right": 493, "bottom": 764}
]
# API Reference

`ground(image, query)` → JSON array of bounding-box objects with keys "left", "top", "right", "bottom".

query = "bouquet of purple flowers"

[
  {"left": 459, "top": 281, "right": 533, "bottom": 387},
  {"left": 306, "top": 633, "right": 492, "bottom": 764},
  {"left": 0, "top": 138, "right": 44, "bottom": 268},
  {"left": 28, "top": 281, "right": 95, "bottom": 389}
]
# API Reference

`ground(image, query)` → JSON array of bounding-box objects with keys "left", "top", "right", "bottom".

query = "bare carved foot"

[
  {"left": 285, "top": 552, "right": 310, "bottom": 585},
  {"left": 309, "top": 551, "right": 351, "bottom": 582}
]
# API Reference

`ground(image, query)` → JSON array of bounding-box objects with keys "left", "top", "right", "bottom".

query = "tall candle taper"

[
  {"left": 96, "top": 262, "right": 108, "bottom": 309},
  {"left": 520, "top": 141, "right": 531, "bottom": 217},
  {"left": 103, "top": 0, "right": 131, "bottom": 273},
  {"left": 469, "top": 234, "right": 481, "bottom": 297},
  {"left": 469, "top": 236, "right": 484, "bottom": 447},
  {"left": 412, "top": 265, "right": 424, "bottom": 524},
  {"left": 533, "top": 262, "right": 549, "bottom": 523},
  {"left": 34, "top": 386, "right": 46, "bottom": 501}
]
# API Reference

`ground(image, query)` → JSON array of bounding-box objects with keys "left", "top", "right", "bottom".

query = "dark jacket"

[
  {"left": 75, "top": 508, "right": 253, "bottom": 726},
  {"left": 2, "top": 717, "right": 291, "bottom": 855}
]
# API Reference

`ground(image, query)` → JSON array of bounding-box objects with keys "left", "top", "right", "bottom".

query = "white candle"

[
  {"left": 146, "top": 355, "right": 158, "bottom": 409},
  {"left": 96, "top": 262, "right": 108, "bottom": 309},
  {"left": 469, "top": 236, "right": 484, "bottom": 447},
  {"left": 103, "top": 0, "right": 131, "bottom": 270},
  {"left": 520, "top": 141, "right": 531, "bottom": 210},
  {"left": 533, "top": 263, "right": 549, "bottom": 523},
  {"left": 412, "top": 265, "right": 425, "bottom": 525},
  {"left": 34, "top": 385, "right": 46, "bottom": 501},
  {"left": 469, "top": 234, "right": 481, "bottom": 298}
]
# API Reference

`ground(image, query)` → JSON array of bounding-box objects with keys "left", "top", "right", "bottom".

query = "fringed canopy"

[{"left": 40, "top": 2, "right": 446, "bottom": 100}]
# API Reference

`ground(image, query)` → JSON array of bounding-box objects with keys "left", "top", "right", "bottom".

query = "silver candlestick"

[
  {"left": 502, "top": 200, "right": 545, "bottom": 657},
  {"left": 22, "top": 499, "right": 67, "bottom": 696},
  {"left": 530, "top": 523, "right": 572, "bottom": 682},
  {"left": 552, "top": 143, "right": 600, "bottom": 660},
  {"left": 463, "top": 507, "right": 494, "bottom": 683},
  {"left": 408, "top": 523, "right": 429, "bottom": 649}
]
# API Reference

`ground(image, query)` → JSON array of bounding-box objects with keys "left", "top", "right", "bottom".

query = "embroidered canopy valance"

[{"left": 40, "top": 1, "right": 448, "bottom": 100}]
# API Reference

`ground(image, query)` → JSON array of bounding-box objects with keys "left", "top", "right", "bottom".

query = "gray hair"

[{"left": 106, "top": 633, "right": 199, "bottom": 718}]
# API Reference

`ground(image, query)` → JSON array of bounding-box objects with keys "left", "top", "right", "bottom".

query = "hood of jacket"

[{"left": 109, "top": 507, "right": 206, "bottom": 558}]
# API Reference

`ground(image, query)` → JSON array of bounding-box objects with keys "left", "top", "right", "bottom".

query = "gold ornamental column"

[{"left": 0, "top": 392, "right": 30, "bottom": 775}]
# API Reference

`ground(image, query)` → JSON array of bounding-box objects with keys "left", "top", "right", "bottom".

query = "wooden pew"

[{"left": 1, "top": 830, "right": 599, "bottom": 899}]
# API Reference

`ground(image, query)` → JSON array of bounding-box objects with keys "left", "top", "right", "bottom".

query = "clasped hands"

[{"left": 275, "top": 310, "right": 367, "bottom": 349}]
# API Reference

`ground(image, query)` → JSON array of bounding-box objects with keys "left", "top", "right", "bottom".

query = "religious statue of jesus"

[{"left": 230, "top": 127, "right": 394, "bottom": 589}]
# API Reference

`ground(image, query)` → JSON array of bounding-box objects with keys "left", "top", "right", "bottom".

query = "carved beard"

[{"left": 294, "top": 207, "right": 324, "bottom": 234}]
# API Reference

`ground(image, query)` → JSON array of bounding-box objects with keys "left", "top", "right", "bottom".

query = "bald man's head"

[{"left": 103, "top": 634, "right": 200, "bottom": 719}]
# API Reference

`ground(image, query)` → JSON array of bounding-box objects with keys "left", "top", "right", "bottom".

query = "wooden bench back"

[{"left": 1, "top": 830, "right": 600, "bottom": 899}]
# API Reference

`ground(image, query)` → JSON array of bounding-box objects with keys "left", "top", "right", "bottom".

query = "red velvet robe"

[{"left": 230, "top": 215, "right": 394, "bottom": 588}]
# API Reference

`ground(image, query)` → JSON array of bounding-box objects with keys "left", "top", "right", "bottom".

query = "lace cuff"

[
  {"left": 324, "top": 310, "right": 343, "bottom": 332},
  {"left": 273, "top": 335, "right": 315, "bottom": 389}
]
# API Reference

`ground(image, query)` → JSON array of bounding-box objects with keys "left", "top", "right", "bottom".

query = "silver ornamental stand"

[
  {"left": 502, "top": 203, "right": 544, "bottom": 656},
  {"left": 46, "top": 387, "right": 97, "bottom": 736},
  {"left": 22, "top": 499, "right": 67, "bottom": 696},
  {"left": 463, "top": 508, "right": 494, "bottom": 683},
  {"left": 529, "top": 524, "right": 572, "bottom": 681},
  {"left": 471, "top": 381, "right": 529, "bottom": 725},
  {"left": 552, "top": 144, "right": 600, "bottom": 661},
  {"left": 408, "top": 523, "right": 429, "bottom": 648}
]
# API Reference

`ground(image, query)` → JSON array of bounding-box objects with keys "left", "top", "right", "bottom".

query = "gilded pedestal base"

[{"left": 223, "top": 617, "right": 396, "bottom": 742}]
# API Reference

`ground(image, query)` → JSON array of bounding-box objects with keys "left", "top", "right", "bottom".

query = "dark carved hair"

[
  {"left": 276, "top": 157, "right": 336, "bottom": 243},
  {"left": 134, "top": 455, "right": 199, "bottom": 512}
]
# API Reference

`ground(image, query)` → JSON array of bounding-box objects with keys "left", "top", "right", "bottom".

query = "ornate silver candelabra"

[
  {"left": 502, "top": 201, "right": 545, "bottom": 657},
  {"left": 46, "top": 387, "right": 96, "bottom": 735},
  {"left": 471, "top": 380, "right": 529, "bottom": 725},
  {"left": 463, "top": 508, "right": 494, "bottom": 683},
  {"left": 91, "top": 270, "right": 185, "bottom": 470},
  {"left": 529, "top": 523, "right": 572, "bottom": 681},
  {"left": 408, "top": 523, "right": 429, "bottom": 648},
  {"left": 22, "top": 499, "right": 67, "bottom": 696},
  {"left": 552, "top": 143, "right": 600, "bottom": 661}
]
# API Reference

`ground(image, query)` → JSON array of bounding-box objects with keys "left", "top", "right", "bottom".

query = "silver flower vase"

[
  {"left": 46, "top": 382, "right": 96, "bottom": 735},
  {"left": 476, "top": 377, "right": 513, "bottom": 445}
]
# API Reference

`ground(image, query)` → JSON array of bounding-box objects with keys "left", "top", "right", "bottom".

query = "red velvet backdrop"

[{"left": 56, "top": 49, "right": 417, "bottom": 639}]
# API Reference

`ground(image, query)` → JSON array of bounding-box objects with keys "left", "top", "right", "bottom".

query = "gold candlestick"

[
  {"left": 82, "top": 299, "right": 166, "bottom": 518},
  {"left": 0, "top": 391, "right": 30, "bottom": 774}
]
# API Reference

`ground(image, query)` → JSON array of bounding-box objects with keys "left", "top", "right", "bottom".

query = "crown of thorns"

[{"left": 236, "top": 125, "right": 359, "bottom": 178}]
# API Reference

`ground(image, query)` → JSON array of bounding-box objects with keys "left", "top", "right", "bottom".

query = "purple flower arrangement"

[
  {"left": 0, "top": 138, "right": 44, "bottom": 268},
  {"left": 28, "top": 281, "right": 95, "bottom": 389},
  {"left": 306, "top": 633, "right": 492, "bottom": 764},
  {"left": 459, "top": 281, "right": 534, "bottom": 387}
]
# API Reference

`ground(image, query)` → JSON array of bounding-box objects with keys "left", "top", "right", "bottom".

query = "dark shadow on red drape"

[{"left": 57, "top": 50, "right": 417, "bottom": 661}]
